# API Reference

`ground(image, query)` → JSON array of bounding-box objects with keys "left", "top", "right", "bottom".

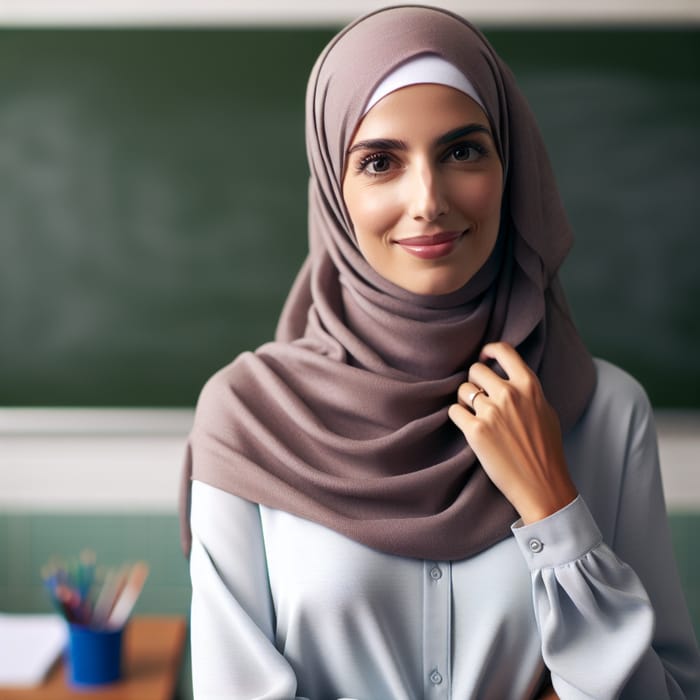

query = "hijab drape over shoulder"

[{"left": 179, "top": 5, "right": 596, "bottom": 560}]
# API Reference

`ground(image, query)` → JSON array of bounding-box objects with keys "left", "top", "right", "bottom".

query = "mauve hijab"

[{"left": 179, "top": 5, "right": 596, "bottom": 560}]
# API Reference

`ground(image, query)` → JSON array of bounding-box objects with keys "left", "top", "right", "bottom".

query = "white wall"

[
  {"left": 0, "top": 0, "right": 697, "bottom": 26},
  {"left": 1, "top": 408, "right": 698, "bottom": 513}
]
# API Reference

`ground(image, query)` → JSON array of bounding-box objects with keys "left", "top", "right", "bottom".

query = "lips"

[
  {"left": 394, "top": 229, "right": 466, "bottom": 260},
  {"left": 396, "top": 230, "right": 464, "bottom": 246}
]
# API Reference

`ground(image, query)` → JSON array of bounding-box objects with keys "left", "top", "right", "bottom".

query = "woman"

[{"left": 180, "top": 6, "right": 700, "bottom": 699}]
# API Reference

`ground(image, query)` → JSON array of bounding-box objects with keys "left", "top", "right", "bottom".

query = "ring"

[{"left": 467, "top": 387, "right": 487, "bottom": 411}]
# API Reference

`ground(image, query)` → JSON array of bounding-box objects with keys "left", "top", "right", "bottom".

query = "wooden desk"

[{"left": 1, "top": 616, "right": 187, "bottom": 700}]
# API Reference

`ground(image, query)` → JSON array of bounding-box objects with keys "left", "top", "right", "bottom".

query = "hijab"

[{"left": 179, "top": 4, "right": 596, "bottom": 561}]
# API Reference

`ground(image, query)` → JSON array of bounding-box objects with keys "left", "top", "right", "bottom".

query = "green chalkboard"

[{"left": 0, "top": 27, "right": 698, "bottom": 407}]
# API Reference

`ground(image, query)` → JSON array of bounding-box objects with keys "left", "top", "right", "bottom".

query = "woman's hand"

[{"left": 448, "top": 342, "right": 577, "bottom": 524}]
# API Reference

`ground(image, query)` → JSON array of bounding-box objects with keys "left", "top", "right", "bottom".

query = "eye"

[
  {"left": 446, "top": 142, "right": 487, "bottom": 163},
  {"left": 356, "top": 152, "right": 394, "bottom": 176},
  {"left": 368, "top": 155, "right": 391, "bottom": 173}
]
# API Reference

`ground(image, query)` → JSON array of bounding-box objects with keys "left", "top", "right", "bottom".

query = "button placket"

[{"left": 423, "top": 561, "right": 450, "bottom": 698}]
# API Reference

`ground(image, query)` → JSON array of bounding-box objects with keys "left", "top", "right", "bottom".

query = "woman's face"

[{"left": 342, "top": 83, "right": 504, "bottom": 296}]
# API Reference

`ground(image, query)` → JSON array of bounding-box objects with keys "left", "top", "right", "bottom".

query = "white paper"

[{"left": 0, "top": 613, "right": 67, "bottom": 686}]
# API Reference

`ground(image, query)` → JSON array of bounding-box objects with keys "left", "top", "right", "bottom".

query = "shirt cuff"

[{"left": 510, "top": 495, "right": 603, "bottom": 570}]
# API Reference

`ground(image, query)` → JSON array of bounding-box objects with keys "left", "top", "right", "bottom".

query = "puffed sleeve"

[
  {"left": 189, "top": 479, "right": 307, "bottom": 700},
  {"left": 511, "top": 389, "right": 700, "bottom": 699}
]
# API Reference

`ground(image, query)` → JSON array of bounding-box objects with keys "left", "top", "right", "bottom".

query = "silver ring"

[{"left": 467, "top": 387, "right": 486, "bottom": 411}]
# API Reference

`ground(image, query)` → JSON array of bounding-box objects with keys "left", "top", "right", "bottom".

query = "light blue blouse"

[{"left": 188, "top": 360, "right": 700, "bottom": 699}]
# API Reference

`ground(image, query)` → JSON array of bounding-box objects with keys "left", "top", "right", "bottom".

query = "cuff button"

[{"left": 528, "top": 538, "right": 544, "bottom": 553}]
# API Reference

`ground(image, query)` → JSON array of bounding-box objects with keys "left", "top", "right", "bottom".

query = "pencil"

[
  {"left": 91, "top": 565, "right": 128, "bottom": 628},
  {"left": 106, "top": 562, "right": 149, "bottom": 629}
]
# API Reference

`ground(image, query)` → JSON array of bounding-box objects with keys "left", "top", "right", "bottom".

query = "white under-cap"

[{"left": 362, "top": 54, "right": 486, "bottom": 116}]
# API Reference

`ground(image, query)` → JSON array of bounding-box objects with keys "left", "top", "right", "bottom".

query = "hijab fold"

[{"left": 179, "top": 4, "right": 596, "bottom": 560}]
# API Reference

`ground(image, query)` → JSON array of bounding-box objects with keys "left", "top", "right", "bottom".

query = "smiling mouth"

[{"left": 394, "top": 229, "right": 467, "bottom": 259}]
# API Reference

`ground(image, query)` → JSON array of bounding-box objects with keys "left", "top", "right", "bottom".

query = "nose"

[{"left": 408, "top": 163, "right": 448, "bottom": 222}]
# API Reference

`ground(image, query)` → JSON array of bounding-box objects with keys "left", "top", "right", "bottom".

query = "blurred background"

[
  {"left": 1, "top": 3, "right": 699, "bottom": 408},
  {"left": 0, "top": 2, "right": 698, "bottom": 698}
]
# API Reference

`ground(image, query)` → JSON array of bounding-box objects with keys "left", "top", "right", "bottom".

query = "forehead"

[{"left": 350, "top": 83, "right": 490, "bottom": 143}]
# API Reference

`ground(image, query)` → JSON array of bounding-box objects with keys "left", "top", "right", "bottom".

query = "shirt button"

[
  {"left": 429, "top": 566, "right": 442, "bottom": 580},
  {"left": 529, "top": 538, "right": 544, "bottom": 553},
  {"left": 430, "top": 670, "right": 443, "bottom": 685}
]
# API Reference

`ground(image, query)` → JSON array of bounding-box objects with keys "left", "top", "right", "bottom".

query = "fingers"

[
  {"left": 451, "top": 342, "right": 537, "bottom": 432},
  {"left": 447, "top": 401, "right": 477, "bottom": 433},
  {"left": 456, "top": 381, "right": 489, "bottom": 414},
  {"left": 479, "top": 342, "right": 534, "bottom": 384},
  {"left": 449, "top": 381, "right": 486, "bottom": 436},
  {"left": 470, "top": 342, "right": 540, "bottom": 402}
]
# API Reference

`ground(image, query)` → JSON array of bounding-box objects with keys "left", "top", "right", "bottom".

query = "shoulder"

[
  {"left": 581, "top": 358, "right": 655, "bottom": 439},
  {"left": 566, "top": 359, "right": 656, "bottom": 463},
  {"left": 195, "top": 353, "right": 252, "bottom": 405},
  {"left": 570, "top": 357, "right": 656, "bottom": 447},
  {"left": 193, "top": 341, "right": 307, "bottom": 420},
  {"left": 191, "top": 351, "right": 261, "bottom": 431},
  {"left": 565, "top": 359, "right": 660, "bottom": 536},
  {"left": 590, "top": 358, "right": 651, "bottom": 412}
]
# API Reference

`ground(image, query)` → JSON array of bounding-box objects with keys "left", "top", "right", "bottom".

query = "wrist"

[{"left": 519, "top": 484, "right": 578, "bottom": 525}]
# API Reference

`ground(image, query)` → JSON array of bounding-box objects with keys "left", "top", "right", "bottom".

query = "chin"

[{"left": 400, "top": 274, "right": 468, "bottom": 297}]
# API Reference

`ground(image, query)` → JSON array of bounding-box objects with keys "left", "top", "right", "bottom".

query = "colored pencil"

[{"left": 41, "top": 552, "right": 148, "bottom": 630}]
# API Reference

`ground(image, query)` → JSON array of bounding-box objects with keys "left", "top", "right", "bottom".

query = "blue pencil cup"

[{"left": 66, "top": 624, "right": 124, "bottom": 686}]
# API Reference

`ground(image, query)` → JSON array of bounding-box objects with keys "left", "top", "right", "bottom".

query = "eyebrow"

[
  {"left": 347, "top": 123, "right": 492, "bottom": 155},
  {"left": 347, "top": 138, "right": 408, "bottom": 155},
  {"left": 437, "top": 124, "right": 492, "bottom": 145}
]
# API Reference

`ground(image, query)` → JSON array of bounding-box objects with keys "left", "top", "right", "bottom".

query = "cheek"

[
  {"left": 452, "top": 168, "right": 503, "bottom": 220},
  {"left": 345, "top": 185, "right": 401, "bottom": 239},
  {"left": 453, "top": 174, "right": 503, "bottom": 219}
]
